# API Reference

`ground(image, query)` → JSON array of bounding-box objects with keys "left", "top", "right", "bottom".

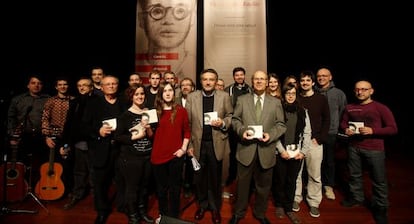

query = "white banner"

[
  {"left": 204, "top": 0, "right": 267, "bottom": 86},
  {"left": 135, "top": 0, "right": 197, "bottom": 84}
]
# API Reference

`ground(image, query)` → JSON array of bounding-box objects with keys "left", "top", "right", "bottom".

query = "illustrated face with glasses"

[
  {"left": 146, "top": 4, "right": 190, "bottom": 21},
  {"left": 139, "top": 0, "right": 195, "bottom": 50}
]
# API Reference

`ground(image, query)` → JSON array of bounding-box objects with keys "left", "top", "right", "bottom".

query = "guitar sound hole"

[
  {"left": 41, "top": 187, "right": 58, "bottom": 190},
  {"left": 6, "top": 169, "right": 18, "bottom": 179}
]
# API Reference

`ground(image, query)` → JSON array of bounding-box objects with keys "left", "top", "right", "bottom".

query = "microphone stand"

[{"left": 20, "top": 106, "right": 49, "bottom": 213}]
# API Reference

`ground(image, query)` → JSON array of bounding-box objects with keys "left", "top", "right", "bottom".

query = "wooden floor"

[{"left": 1, "top": 147, "right": 414, "bottom": 224}]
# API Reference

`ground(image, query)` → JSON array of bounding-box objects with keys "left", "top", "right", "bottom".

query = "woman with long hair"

[{"left": 151, "top": 82, "right": 191, "bottom": 218}]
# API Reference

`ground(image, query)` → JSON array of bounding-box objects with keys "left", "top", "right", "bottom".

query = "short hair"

[
  {"left": 148, "top": 70, "right": 162, "bottom": 79},
  {"left": 26, "top": 74, "right": 44, "bottom": 84},
  {"left": 163, "top": 71, "right": 176, "bottom": 77},
  {"left": 232, "top": 67, "right": 246, "bottom": 76},
  {"left": 180, "top": 77, "right": 195, "bottom": 87},
  {"left": 299, "top": 70, "right": 316, "bottom": 82},
  {"left": 200, "top": 68, "right": 218, "bottom": 80},
  {"left": 54, "top": 76, "right": 70, "bottom": 86}
]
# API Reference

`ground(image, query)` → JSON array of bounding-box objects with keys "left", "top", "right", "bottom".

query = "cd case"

[
  {"left": 246, "top": 125, "right": 263, "bottom": 139},
  {"left": 141, "top": 109, "right": 158, "bottom": 124},
  {"left": 102, "top": 118, "right": 117, "bottom": 130},
  {"left": 204, "top": 111, "right": 218, "bottom": 125},
  {"left": 286, "top": 144, "right": 300, "bottom": 158},
  {"left": 348, "top": 121, "right": 364, "bottom": 134}
]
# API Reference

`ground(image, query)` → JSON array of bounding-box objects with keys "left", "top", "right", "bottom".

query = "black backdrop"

[{"left": 3, "top": 0, "right": 410, "bottom": 148}]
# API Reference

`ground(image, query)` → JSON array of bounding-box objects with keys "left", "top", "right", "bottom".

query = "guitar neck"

[
  {"left": 10, "top": 122, "right": 23, "bottom": 169},
  {"left": 10, "top": 146, "right": 18, "bottom": 169},
  {"left": 48, "top": 147, "right": 55, "bottom": 173}
]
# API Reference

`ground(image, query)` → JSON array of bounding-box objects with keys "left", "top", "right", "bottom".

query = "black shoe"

[
  {"left": 94, "top": 213, "right": 109, "bottom": 224},
  {"left": 63, "top": 197, "right": 80, "bottom": 210},
  {"left": 228, "top": 215, "right": 241, "bottom": 224},
  {"left": 341, "top": 198, "right": 363, "bottom": 207},
  {"left": 372, "top": 206, "right": 388, "bottom": 224},
  {"left": 255, "top": 217, "right": 271, "bottom": 224},
  {"left": 195, "top": 208, "right": 206, "bottom": 220},
  {"left": 211, "top": 210, "right": 221, "bottom": 224}
]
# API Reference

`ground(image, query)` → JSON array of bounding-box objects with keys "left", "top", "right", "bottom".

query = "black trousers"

[
  {"left": 272, "top": 154, "right": 302, "bottom": 211},
  {"left": 90, "top": 148, "right": 118, "bottom": 215},
  {"left": 71, "top": 147, "right": 91, "bottom": 199},
  {"left": 117, "top": 152, "right": 151, "bottom": 215},
  {"left": 153, "top": 157, "right": 184, "bottom": 218},
  {"left": 194, "top": 140, "right": 223, "bottom": 211}
]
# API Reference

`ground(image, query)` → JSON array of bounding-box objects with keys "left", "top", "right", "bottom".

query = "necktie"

[{"left": 255, "top": 96, "right": 262, "bottom": 122}]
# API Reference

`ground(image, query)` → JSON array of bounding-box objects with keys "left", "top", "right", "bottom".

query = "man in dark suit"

[
  {"left": 81, "top": 75, "right": 127, "bottom": 224},
  {"left": 229, "top": 70, "right": 286, "bottom": 224},
  {"left": 186, "top": 69, "right": 233, "bottom": 224}
]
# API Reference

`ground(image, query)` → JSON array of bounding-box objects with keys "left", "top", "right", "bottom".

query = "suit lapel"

[
  {"left": 261, "top": 95, "right": 272, "bottom": 122},
  {"left": 213, "top": 92, "right": 220, "bottom": 113},
  {"left": 248, "top": 95, "right": 256, "bottom": 123},
  {"left": 195, "top": 92, "right": 203, "bottom": 127}
]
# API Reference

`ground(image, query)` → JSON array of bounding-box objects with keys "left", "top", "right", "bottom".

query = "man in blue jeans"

[{"left": 340, "top": 79, "right": 398, "bottom": 224}]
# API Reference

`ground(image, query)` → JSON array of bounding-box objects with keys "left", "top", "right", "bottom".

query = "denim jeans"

[{"left": 347, "top": 146, "right": 388, "bottom": 207}]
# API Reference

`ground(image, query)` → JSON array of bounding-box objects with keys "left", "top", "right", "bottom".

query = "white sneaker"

[
  {"left": 324, "top": 186, "right": 336, "bottom": 200},
  {"left": 292, "top": 201, "right": 300, "bottom": 212},
  {"left": 222, "top": 191, "right": 233, "bottom": 199},
  {"left": 309, "top": 206, "right": 320, "bottom": 218}
]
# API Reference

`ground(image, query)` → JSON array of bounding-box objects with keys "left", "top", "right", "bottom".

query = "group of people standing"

[{"left": 5, "top": 65, "right": 397, "bottom": 224}]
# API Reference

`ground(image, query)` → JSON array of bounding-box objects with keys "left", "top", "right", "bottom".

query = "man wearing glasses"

[
  {"left": 340, "top": 79, "right": 397, "bottom": 224},
  {"left": 136, "top": 0, "right": 196, "bottom": 81}
]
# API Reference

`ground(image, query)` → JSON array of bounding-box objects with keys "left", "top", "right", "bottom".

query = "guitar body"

[
  {"left": 0, "top": 161, "right": 29, "bottom": 202},
  {"left": 35, "top": 161, "right": 65, "bottom": 201}
]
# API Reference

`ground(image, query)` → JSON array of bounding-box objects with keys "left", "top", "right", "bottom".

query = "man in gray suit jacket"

[
  {"left": 229, "top": 70, "right": 286, "bottom": 224},
  {"left": 186, "top": 69, "right": 233, "bottom": 224}
]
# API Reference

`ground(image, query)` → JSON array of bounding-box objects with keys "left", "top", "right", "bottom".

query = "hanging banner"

[
  {"left": 204, "top": 0, "right": 267, "bottom": 86},
  {"left": 135, "top": 0, "right": 197, "bottom": 84}
]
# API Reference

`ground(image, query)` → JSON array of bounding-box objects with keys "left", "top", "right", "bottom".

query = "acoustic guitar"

[
  {"left": 0, "top": 144, "right": 29, "bottom": 202},
  {"left": 35, "top": 143, "right": 65, "bottom": 201}
]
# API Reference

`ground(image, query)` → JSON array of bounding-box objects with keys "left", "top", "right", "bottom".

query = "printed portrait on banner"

[{"left": 135, "top": 0, "right": 197, "bottom": 84}]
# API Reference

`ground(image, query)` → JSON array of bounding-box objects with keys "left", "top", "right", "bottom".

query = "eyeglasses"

[
  {"left": 253, "top": 77, "right": 266, "bottom": 82},
  {"left": 316, "top": 74, "right": 329, "bottom": 78},
  {"left": 77, "top": 84, "right": 92, "bottom": 87},
  {"left": 102, "top": 83, "right": 118, "bottom": 87},
  {"left": 354, "top": 88, "right": 371, "bottom": 93},
  {"left": 145, "top": 5, "right": 190, "bottom": 21}
]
